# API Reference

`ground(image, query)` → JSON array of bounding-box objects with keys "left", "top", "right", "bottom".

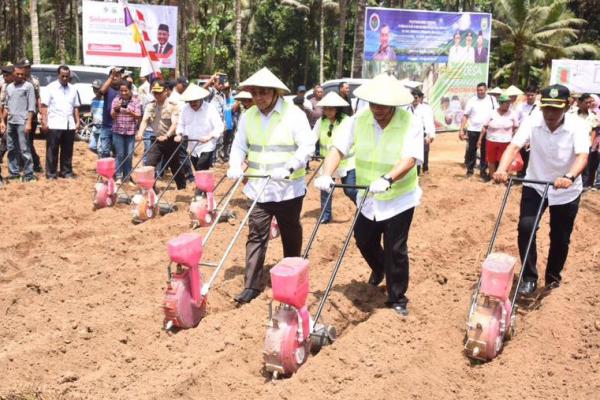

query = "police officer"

[
  {"left": 315, "top": 74, "right": 423, "bottom": 316},
  {"left": 227, "top": 68, "right": 316, "bottom": 304},
  {"left": 136, "top": 80, "right": 186, "bottom": 190}
]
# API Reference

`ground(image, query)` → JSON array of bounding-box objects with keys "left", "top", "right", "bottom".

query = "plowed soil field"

[{"left": 1, "top": 134, "right": 599, "bottom": 399}]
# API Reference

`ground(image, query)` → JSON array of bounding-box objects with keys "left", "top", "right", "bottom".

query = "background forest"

[{"left": 1, "top": 0, "right": 598, "bottom": 89}]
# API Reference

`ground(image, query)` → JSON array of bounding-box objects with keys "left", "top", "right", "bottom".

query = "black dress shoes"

[
  {"left": 386, "top": 298, "right": 409, "bottom": 316},
  {"left": 234, "top": 288, "right": 261, "bottom": 304},
  {"left": 518, "top": 280, "right": 537, "bottom": 296},
  {"left": 368, "top": 271, "right": 384, "bottom": 287}
]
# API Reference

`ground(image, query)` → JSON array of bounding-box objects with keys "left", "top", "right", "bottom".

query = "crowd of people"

[{"left": 0, "top": 60, "right": 594, "bottom": 315}]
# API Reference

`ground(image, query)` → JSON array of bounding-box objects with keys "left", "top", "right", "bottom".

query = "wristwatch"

[
  {"left": 382, "top": 174, "right": 394, "bottom": 185},
  {"left": 563, "top": 173, "right": 575, "bottom": 182}
]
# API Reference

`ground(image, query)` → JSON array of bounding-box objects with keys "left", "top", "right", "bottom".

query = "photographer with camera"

[{"left": 110, "top": 80, "right": 141, "bottom": 183}]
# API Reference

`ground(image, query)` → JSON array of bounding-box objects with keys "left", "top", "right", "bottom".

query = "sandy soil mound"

[{"left": 1, "top": 135, "right": 598, "bottom": 399}]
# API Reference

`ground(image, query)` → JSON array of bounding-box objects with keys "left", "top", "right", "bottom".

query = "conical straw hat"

[
  {"left": 317, "top": 91, "right": 349, "bottom": 107},
  {"left": 353, "top": 73, "right": 414, "bottom": 106},
  {"left": 234, "top": 90, "right": 253, "bottom": 100},
  {"left": 181, "top": 84, "right": 210, "bottom": 102},
  {"left": 399, "top": 78, "right": 423, "bottom": 89},
  {"left": 504, "top": 85, "right": 524, "bottom": 96},
  {"left": 239, "top": 67, "right": 290, "bottom": 94},
  {"left": 488, "top": 86, "right": 503, "bottom": 95}
]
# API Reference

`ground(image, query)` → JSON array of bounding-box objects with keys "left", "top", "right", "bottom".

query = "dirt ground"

[{"left": 1, "top": 133, "right": 599, "bottom": 400}]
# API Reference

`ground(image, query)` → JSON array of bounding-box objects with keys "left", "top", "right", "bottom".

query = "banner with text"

[
  {"left": 550, "top": 59, "right": 600, "bottom": 94},
  {"left": 82, "top": 0, "right": 178, "bottom": 69},
  {"left": 363, "top": 7, "right": 492, "bottom": 131}
]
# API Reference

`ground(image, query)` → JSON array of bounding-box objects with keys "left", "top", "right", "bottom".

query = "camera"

[
  {"left": 218, "top": 73, "right": 228, "bottom": 85},
  {"left": 121, "top": 99, "right": 130, "bottom": 109}
]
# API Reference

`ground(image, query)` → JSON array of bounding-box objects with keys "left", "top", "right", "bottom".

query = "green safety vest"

[
  {"left": 355, "top": 108, "right": 418, "bottom": 201},
  {"left": 245, "top": 101, "right": 305, "bottom": 180},
  {"left": 318, "top": 116, "right": 355, "bottom": 171}
]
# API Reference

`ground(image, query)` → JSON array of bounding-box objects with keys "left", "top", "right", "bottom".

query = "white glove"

[
  {"left": 226, "top": 166, "right": 243, "bottom": 180},
  {"left": 314, "top": 175, "right": 335, "bottom": 192},
  {"left": 270, "top": 167, "right": 290, "bottom": 181},
  {"left": 369, "top": 177, "right": 391, "bottom": 194}
]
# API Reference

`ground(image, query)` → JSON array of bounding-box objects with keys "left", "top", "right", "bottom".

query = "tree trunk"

[
  {"left": 75, "top": 0, "right": 81, "bottom": 64},
  {"left": 57, "top": 9, "right": 66, "bottom": 63},
  {"left": 31, "top": 0, "right": 41, "bottom": 64},
  {"left": 352, "top": 0, "right": 366, "bottom": 78},
  {"left": 16, "top": 0, "right": 24, "bottom": 59},
  {"left": 336, "top": 0, "right": 348, "bottom": 78},
  {"left": 235, "top": 0, "right": 242, "bottom": 84},
  {"left": 319, "top": 0, "right": 324, "bottom": 83}
]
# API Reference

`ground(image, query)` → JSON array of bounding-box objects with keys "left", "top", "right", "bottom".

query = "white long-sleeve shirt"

[
  {"left": 333, "top": 108, "right": 423, "bottom": 221},
  {"left": 176, "top": 101, "right": 224, "bottom": 155},
  {"left": 229, "top": 97, "right": 317, "bottom": 202}
]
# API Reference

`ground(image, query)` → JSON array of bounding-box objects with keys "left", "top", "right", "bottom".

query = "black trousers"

[
  {"left": 583, "top": 149, "right": 598, "bottom": 187},
  {"left": 30, "top": 118, "right": 41, "bottom": 170},
  {"left": 518, "top": 186, "right": 580, "bottom": 285},
  {"left": 417, "top": 137, "right": 430, "bottom": 174},
  {"left": 221, "top": 129, "right": 234, "bottom": 161},
  {"left": 178, "top": 137, "right": 194, "bottom": 182},
  {"left": 146, "top": 138, "right": 186, "bottom": 190},
  {"left": 191, "top": 151, "right": 214, "bottom": 171},
  {"left": 517, "top": 147, "right": 530, "bottom": 178},
  {"left": 465, "top": 130, "right": 486, "bottom": 174},
  {"left": 46, "top": 129, "right": 75, "bottom": 178},
  {"left": 353, "top": 207, "right": 415, "bottom": 304},
  {"left": 245, "top": 195, "right": 304, "bottom": 290}
]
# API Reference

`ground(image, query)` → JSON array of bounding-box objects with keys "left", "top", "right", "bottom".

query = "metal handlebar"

[
  {"left": 303, "top": 183, "right": 369, "bottom": 259},
  {"left": 311, "top": 185, "right": 370, "bottom": 328},
  {"left": 201, "top": 177, "right": 272, "bottom": 296}
]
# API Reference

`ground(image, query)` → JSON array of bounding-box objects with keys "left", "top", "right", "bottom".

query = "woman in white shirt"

[
  {"left": 478, "top": 94, "right": 518, "bottom": 178},
  {"left": 312, "top": 92, "right": 357, "bottom": 224}
]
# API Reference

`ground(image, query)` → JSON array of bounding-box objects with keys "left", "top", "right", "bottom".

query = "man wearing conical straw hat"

[
  {"left": 233, "top": 90, "right": 254, "bottom": 112},
  {"left": 176, "top": 84, "right": 224, "bottom": 171},
  {"left": 314, "top": 73, "right": 424, "bottom": 316},
  {"left": 227, "top": 67, "right": 317, "bottom": 304}
]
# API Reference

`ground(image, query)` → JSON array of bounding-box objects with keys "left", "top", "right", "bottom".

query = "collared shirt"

[
  {"left": 410, "top": 102, "right": 436, "bottom": 139},
  {"left": 138, "top": 99, "right": 179, "bottom": 137},
  {"left": 512, "top": 113, "right": 589, "bottom": 205},
  {"left": 464, "top": 94, "right": 498, "bottom": 132},
  {"left": 4, "top": 81, "right": 36, "bottom": 125},
  {"left": 111, "top": 95, "right": 141, "bottom": 135},
  {"left": 517, "top": 102, "right": 540, "bottom": 124},
  {"left": 229, "top": 97, "right": 316, "bottom": 202},
  {"left": 176, "top": 101, "right": 224, "bottom": 155},
  {"left": 332, "top": 108, "right": 423, "bottom": 222},
  {"left": 41, "top": 80, "right": 81, "bottom": 130}
]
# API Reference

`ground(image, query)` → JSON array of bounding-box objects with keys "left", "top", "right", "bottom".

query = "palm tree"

[
  {"left": 351, "top": 0, "right": 366, "bottom": 78},
  {"left": 493, "top": 0, "right": 598, "bottom": 85},
  {"left": 31, "top": 0, "right": 41, "bottom": 64},
  {"left": 335, "top": 0, "right": 348, "bottom": 78},
  {"left": 235, "top": 0, "right": 242, "bottom": 83}
]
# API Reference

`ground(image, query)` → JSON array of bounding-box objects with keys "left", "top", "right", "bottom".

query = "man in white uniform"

[{"left": 493, "top": 84, "right": 588, "bottom": 295}]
